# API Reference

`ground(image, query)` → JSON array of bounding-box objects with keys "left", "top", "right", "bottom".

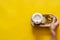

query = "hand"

[
  {"left": 39, "top": 14, "right": 59, "bottom": 40},
  {"left": 49, "top": 14, "right": 59, "bottom": 40}
]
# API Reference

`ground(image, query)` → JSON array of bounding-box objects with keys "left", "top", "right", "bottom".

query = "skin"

[
  {"left": 40, "top": 14, "right": 59, "bottom": 40},
  {"left": 31, "top": 14, "right": 59, "bottom": 40}
]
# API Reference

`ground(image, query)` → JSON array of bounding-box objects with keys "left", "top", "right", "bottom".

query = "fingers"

[
  {"left": 49, "top": 14, "right": 56, "bottom": 23},
  {"left": 39, "top": 24, "right": 50, "bottom": 27},
  {"left": 54, "top": 17, "right": 59, "bottom": 26},
  {"left": 39, "top": 14, "right": 53, "bottom": 27},
  {"left": 36, "top": 14, "right": 56, "bottom": 27},
  {"left": 50, "top": 15, "right": 59, "bottom": 30},
  {"left": 49, "top": 14, "right": 59, "bottom": 25}
]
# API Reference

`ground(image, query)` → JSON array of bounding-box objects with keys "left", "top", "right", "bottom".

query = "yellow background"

[{"left": 0, "top": 0, "right": 60, "bottom": 40}]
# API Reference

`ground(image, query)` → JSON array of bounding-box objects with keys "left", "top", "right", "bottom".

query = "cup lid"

[{"left": 31, "top": 12, "right": 44, "bottom": 24}]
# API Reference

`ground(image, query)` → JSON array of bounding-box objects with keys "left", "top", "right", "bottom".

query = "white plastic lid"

[{"left": 31, "top": 12, "right": 44, "bottom": 24}]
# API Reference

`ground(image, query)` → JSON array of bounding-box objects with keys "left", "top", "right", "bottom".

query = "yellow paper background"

[{"left": 0, "top": 0, "right": 60, "bottom": 40}]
